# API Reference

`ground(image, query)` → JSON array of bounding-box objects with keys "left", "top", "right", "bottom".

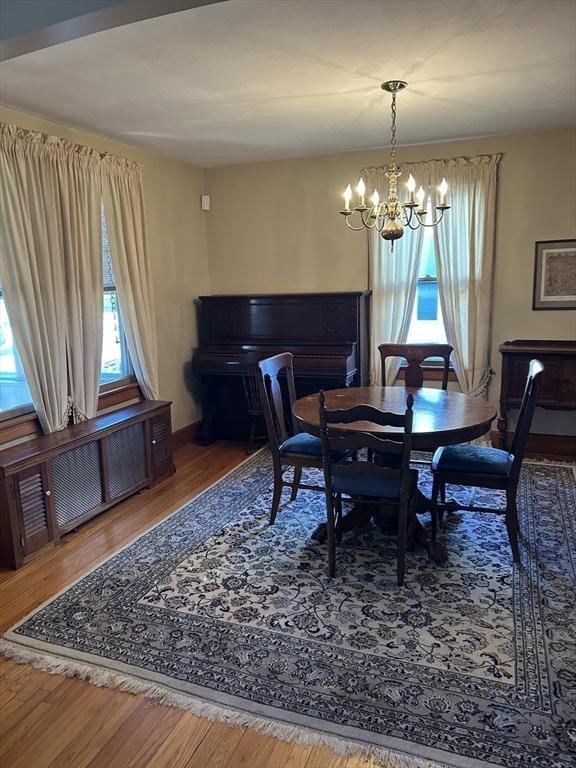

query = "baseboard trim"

[
  {"left": 490, "top": 430, "right": 576, "bottom": 459},
  {"left": 172, "top": 421, "right": 201, "bottom": 451}
]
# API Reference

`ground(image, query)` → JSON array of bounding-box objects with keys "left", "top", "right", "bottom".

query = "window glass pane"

[
  {"left": 0, "top": 295, "right": 33, "bottom": 412},
  {"left": 407, "top": 216, "right": 448, "bottom": 349},
  {"left": 416, "top": 280, "right": 438, "bottom": 321},
  {"left": 100, "top": 207, "right": 131, "bottom": 384}
]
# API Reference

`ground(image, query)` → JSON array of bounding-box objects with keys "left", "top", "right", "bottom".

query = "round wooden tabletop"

[{"left": 292, "top": 386, "right": 497, "bottom": 451}]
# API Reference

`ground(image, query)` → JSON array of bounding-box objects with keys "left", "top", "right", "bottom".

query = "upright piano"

[{"left": 192, "top": 292, "right": 370, "bottom": 443}]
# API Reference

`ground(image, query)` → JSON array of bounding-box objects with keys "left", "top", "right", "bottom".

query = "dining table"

[{"left": 292, "top": 386, "right": 497, "bottom": 563}]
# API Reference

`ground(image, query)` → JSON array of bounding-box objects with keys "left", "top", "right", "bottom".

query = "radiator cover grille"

[
  {"left": 52, "top": 442, "right": 103, "bottom": 529},
  {"left": 106, "top": 422, "right": 147, "bottom": 498}
]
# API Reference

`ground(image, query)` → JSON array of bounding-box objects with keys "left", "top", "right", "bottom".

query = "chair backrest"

[
  {"left": 378, "top": 343, "right": 453, "bottom": 389},
  {"left": 318, "top": 391, "right": 415, "bottom": 500},
  {"left": 257, "top": 352, "right": 297, "bottom": 450},
  {"left": 510, "top": 359, "right": 544, "bottom": 477},
  {"left": 239, "top": 352, "right": 263, "bottom": 416}
]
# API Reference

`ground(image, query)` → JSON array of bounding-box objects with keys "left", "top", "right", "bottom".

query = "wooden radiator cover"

[{"left": 0, "top": 400, "right": 174, "bottom": 569}]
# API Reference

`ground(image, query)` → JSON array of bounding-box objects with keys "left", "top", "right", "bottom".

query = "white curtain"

[
  {"left": 0, "top": 126, "right": 70, "bottom": 432},
  {"left": 431, "top": 155, "right": 501, "bottom": 395},
  {"left": 101, "top": 156, "right": 159, "bottom": 399},
  {"left": 57, "top": 142, "right": 103, "bottom": 422},
  {"left": 365, "top": 164, "right": 425, "bottom": 384}
]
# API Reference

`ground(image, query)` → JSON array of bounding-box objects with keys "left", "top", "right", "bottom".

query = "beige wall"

[
  {"left": 205, "top": 129, "right": 576, "bottom": 425},
  {"left": 1, "top": 105, "right": 575, "bottom": 434},
  {"left": 0, "top": 106, "right": 209, "bottom": 431}
]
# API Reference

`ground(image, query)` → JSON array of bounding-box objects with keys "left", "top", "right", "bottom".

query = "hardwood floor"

[{"left": 0, "top": 441, "right": 379, "bottom": 768}]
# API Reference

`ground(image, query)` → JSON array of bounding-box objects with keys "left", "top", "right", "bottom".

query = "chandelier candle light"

[{"left": 340, "top": 81, "right": 450, "bottom": 247}]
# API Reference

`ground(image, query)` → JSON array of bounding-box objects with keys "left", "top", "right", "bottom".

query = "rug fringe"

[{"left": 0, "top": 638, "right": 448, "bottom": 768}]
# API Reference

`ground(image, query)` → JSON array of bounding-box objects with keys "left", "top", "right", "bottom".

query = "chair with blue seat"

[
  {"left": 258, "top": 352, "right": 342, "bottom": 525},
  {"left": 318, "top": 391, "right": 418, "bottom": 585},
  {"left": 430, "top": 359, "right": 544, "bottom": 562}
]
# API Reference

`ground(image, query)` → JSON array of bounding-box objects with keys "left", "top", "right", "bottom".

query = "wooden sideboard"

[
  {"left": 0, "top": 400, "right": 174, "bottom": 569},
  {"left": 497, "top": 340, "right": 576, "bottom": 450}
]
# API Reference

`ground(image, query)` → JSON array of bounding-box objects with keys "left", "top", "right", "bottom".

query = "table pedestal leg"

[{"left": 311, "top": 491, "right": 449, "bottom": 564}]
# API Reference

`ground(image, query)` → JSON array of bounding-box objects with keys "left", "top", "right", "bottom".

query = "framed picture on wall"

[{"left": 532, "top": 239, "right": 576, "bottom": 310}]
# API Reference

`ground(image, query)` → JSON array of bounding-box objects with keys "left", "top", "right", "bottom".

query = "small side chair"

[
  {"left": 319, "top": 391, "right": 418, "bottom": 585},
  {"left": 378, "top": 343, "right": 454, "bottom": 389},
  {"left": 257, "top": 352, "right": 343, "bottom": 524},
  {"left": 430, "top": 359, "right": 544, "bottom": 562}
]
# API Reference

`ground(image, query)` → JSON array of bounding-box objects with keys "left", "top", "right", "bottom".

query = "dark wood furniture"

[
  {"left": 379, "top": 343, "right": 453, "bottom": 389},
  {"left": 192, "top": 292, "right": 370, "bottom": 443},
  {"left": 293, "top": 387, "right": 496, "bottom": 451},
  {"left": 257, "top": 353, "right": 327, "bottom": 524},
  {"left": 293, "top": 386, "right": 496, "bottom": 563},
  {"left": 239, "top": 351, "right": 266, "bottom": 450},
  {"left": 0, "top": 400, "right": 174, "bottom": 569},
  {"left": 497, "top": 340, "right": 576, "bottom": 449},
  {"left": 319, "top": 392, "right": 418, "bottom": 585},
  {"left": 431, "top": 360, "right": 544, "bottom": 562}
]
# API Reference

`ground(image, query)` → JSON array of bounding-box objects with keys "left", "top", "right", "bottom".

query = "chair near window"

[
  {"left": 257, "top": 353, "right": 328, "bottom": 524},
  {"left": 430, "top": 359, "right": 544, "bottom": 563},
  {"left": 319, "top": 391, "right": 418, "bottom": 585},
  {"left": 378, "top": 343, "right": 454, "bottom": 389}
]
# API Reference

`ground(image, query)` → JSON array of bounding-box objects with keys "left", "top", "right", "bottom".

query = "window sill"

[{"left": 0, "top": 379, "right": 142, "bottom": 446}]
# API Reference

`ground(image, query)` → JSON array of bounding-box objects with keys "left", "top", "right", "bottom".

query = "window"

[
  {"left": 101, "top": 208, "right": 132, "bottom": 385},
  {"left": 0, "top": 282, "right": 33, "bottom": 414},
  {"left": 406, "top": 222, "right": 448, "bottom": 351}
]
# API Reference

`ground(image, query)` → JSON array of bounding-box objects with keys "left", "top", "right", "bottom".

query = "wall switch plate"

[{"left": 201, "top": 194, "right": 211, "bottom": 211}]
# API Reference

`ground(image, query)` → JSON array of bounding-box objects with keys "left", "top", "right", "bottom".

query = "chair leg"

[
  {"left": 248, "top": 417, "right": 257, "bottom": 453},
  {"left": 430, "top": 474, "right": 441, "bottom": 543},
  {"left": 290, "top": 466, "right": 302, "bottom": 501},
  {"left": 326, "top": 494, "right": 336, "bottom": 577},
  {"left": 505, "top": 490, "right": 521, "bottom": 563},
  {"left": 437, "top": 480, "right": 446, "bottom": 526},
  {"left": 335, "top": 493, "right": 343, "bottom": 543},
  {"left": 269, "top": 467, "right": 283, "bottom": 525},
  {"left": 397, "top": 497, "right": 409, "bottom": 587}
]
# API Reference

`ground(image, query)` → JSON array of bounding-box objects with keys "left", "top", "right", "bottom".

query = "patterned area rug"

[{"left": 2, "top": 451, "right": 575, "bottom": 768}]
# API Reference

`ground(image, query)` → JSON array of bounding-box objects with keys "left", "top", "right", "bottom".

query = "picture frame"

[{"left": 532, "top": 239, "right": 576, "bottom": 310}]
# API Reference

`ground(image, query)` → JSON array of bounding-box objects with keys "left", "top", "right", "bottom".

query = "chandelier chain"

[{"left": 390, "top": 91, "right": 397, "bottom": 166}]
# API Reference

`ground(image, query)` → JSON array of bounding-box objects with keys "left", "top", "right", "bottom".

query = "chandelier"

[{"left": 340, "top": 80, "right": 450, "bottom": 246}]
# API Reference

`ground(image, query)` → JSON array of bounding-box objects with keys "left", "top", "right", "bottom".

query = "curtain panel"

[
  {"left": 364, "top": 163, "right": 426, "bottom": 385},
  {"left": 362, "top": 154, "right": 500, "bottom": 394},
  {"left": 0, "top": 122, "right": 158, "bottom": 433},
  {"left": 0, "top": 125, "right": 103, "bottom": 432},
  {"left": 429, "top": 155, "right": 501, "bottom": 395},
  {"left": 101, "top": 156, "right": 159, "bottom": 400}
]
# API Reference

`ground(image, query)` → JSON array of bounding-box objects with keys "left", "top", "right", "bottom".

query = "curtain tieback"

[{"left": 469, "top": 367, "right": 494, "bottom": 397}]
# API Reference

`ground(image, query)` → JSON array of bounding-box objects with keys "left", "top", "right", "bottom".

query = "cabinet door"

[
  {"left": 15, "top": 464, "right": 55, "bottom": 558},
  {"left": 148, "top": 411, "right": 174, "bottom": 486}
]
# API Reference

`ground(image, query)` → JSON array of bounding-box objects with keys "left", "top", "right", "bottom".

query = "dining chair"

[
  {"left": 257, "top": 352, "right": 341, "bottom": 525},
  {"left": 378, "top": 343, "right": 454, "bottom": 389},
  {"left": 318, "top": 391, "right": 418, "bottom": 585},
  {"left": 430, "top": 359, "right": 544, "bottom": 562},
  {"left": 239, "top": 351, "right": 266, "bottom": 452}
]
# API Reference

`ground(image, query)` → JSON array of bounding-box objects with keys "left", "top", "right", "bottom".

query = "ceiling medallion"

[{"left": 340, "top": 80, "right": 450, "bottom": 248}]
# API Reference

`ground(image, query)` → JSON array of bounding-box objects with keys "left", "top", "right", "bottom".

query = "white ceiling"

[{"left": 1, "top": 0, "right": 575, "bottom": 167}]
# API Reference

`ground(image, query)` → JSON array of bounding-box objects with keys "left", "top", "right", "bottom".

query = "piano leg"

[{"left": 196, "top": 376, "right": 221, "bottom": 445}]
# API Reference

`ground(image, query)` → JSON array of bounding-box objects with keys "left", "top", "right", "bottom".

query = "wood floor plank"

[
  {"left": 147, "top": 711, "right": 212, "bottom": 768},
  {"left": 284, "top": 744, "right": 314, "bottom": 768},
  {"left": 183, "top": 721, "right": 245, "bottom": 768},
  {"left": 0, "top": 441, "right": 374, "bottom": 768},
  {"left": 305, "top": 745, "right": 349, "bottom": 768},
  {"left": 84, "top": 699, "right": 182, "bottom": 768},
  {"left": 47, "top": 687, "right": 139, "bottom": 768}
]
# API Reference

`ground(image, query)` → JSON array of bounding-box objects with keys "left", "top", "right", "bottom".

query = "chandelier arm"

[
  {"left": 414, "top": 208, "right": 447, "bottom": 228},
  {"left": 344, "top": 217, "right": 371, "bottom": 232}
]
